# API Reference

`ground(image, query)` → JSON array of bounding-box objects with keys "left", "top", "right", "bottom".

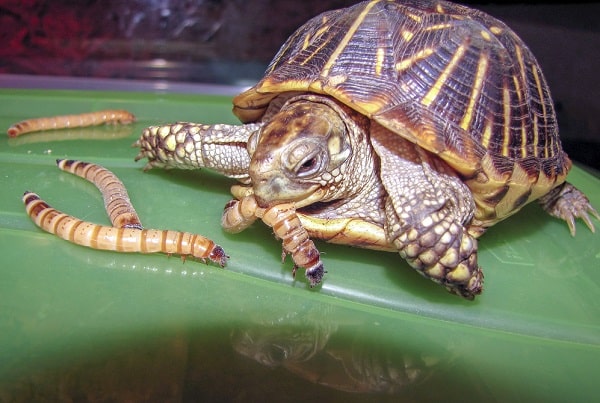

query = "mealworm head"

[
  {"left": 23, "top": 191, "right": 39, "bottom": 205},
  {"left": 305, "top": 262, "right": 326, "bottom": 287},
  {"left": 209, "top": 245, "right": 229, "bottom": 267}
]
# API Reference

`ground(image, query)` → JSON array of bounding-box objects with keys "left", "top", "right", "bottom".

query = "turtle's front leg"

[
  {"left": 222, "top": 195, "right": 325, "bottom": 286},
  {"left": 371, "top": 130, "right": 484, "bottom": 299},
  {"left": 134, "top": 122, "right": 263, "bottom": 179},
  {"left": 385, "top": 195, "right": 483, "bottom": 299},
  {"left": 385, "top": 161, "right": 483, "bottom": 299},
  {"left": 383, "top": 160, "right": 484, "bottom": 299}
]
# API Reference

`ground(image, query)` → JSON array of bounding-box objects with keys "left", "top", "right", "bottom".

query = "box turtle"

[{"left": 134, "top": 0, "right": 598, "bottom": 299}]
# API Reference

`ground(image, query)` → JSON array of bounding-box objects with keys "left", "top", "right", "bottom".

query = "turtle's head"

[{"left": 248, "top": 96, "right": 354, "bottom": 208}]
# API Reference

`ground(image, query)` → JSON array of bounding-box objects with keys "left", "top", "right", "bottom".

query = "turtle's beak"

[{"left": 250, "top": 165, "right": 323, "bottom": 208}]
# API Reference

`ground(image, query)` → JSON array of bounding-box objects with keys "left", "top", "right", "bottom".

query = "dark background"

[{"left": 1, "top": 0, "right": 598, "bottom": 169}]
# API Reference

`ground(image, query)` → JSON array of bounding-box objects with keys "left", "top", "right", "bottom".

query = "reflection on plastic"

[
  {"left": 231, "top": 310, "right": 443, "bottom": 394},
  {"left": 0, "top": 300, "right": 452, "bottom": 401}
]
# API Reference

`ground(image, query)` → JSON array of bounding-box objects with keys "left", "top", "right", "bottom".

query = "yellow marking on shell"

[
  {"left": 489, "top": 26, "right": 503, "bottom": 35},
  {"left": 321, "top": 0, "right": 381, "bottom": 77},
  {"left": 460, "top": 53, "right": 489, "bottom": 131},
  {"left": 468, "top": 153, "right": 513, "bottom": 225},
  {"left": 375, "top": 47, "right": 385, "bottom": 76},
  {"left": 494, "top": 163, "right": 533, "bottom": 218},
  {"left": 532, "top": 114, "right": 539, "bottom": 158},
  {"left": 395, "top": 47, "right": 434, "bottom": 72},
  {"left": 326, "top": 74, "right": 347, "bottom": 87},
  {"left": 530, "top": 63, "right": 548, "bottom": 124},
  {"left": 314, "top": 24, "right": 330, "bottom": 41},
  {"left": 424, "top": 23, "right": 453, "bottom": 31},
  {"left": 514, "top": 70, "right": 529, "bottom": 157},
  {"left": 480, "top": 30, "right": 492, "bottom": 41},
  {"left": 300, "top": 35, "right": 331, "bottom": 66},
  {"left": 502, "top": 85, "right": 511, "bottom": 157},
  {"left": 421, "top": 43, "right": 467, "bottom": 107},
  {"left": 512, "top": 74, "right": 522, "bottom": 104},
  {"left": 481, "top": 120, "right": 493, "bottom": 150},
  {"left": 401, "top": 30, "right": 414, "bottom": 42},
  {"left": 302, "top": 20, "right": 330, "bottom": 51},
  {"left": 406, "top": 12, "right": 422, "bottom": 23},
  {"left": 302, "top": 33, "right": 311, "bottom": 51},
  {"left": 514, "top": 45, "right": 527, "bottom": 88},
  {"left": 520, "top": 119, "right": 528, "bottom": 158},
  {"left": 435, "top": 3, "right": 445, "bottom": 13}
]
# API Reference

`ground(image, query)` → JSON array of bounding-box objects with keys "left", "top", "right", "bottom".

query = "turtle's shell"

[{"left": 233, "top": 0, "right": 571, "bottom": 227}]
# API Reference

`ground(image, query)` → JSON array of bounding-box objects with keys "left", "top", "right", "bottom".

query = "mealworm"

[
  {"left": 6, "top": 126, "right": 134, "bottom": 146},
  {"left": 7, "top": 110, "right": 135, "bottom": 137},
  {"left": 221, "top": 196, "right": 259, "bottom": 233},
  {"left": 222, "top": 196, "right": 325, "bottom": 286},
  {"left": 22, "top": 191, "right": 228, "bottom": 267},
  {"left": 56, "top": 159, "right": 143, "bottom": 230}
]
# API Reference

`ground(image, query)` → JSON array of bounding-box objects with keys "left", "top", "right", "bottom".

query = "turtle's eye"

[
  {"left": 284, "top": 140, "right": 326, "bottom": 179},
  {"left": 289, "top": 132, "right": 350, "bottom": 179},
  {"left": 296, "top": 153, "right": 322, "bottom": 177}
]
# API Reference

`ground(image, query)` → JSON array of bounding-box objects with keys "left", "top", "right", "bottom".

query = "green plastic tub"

[{"left": 1, "top": 87, "right": 599, "bottom": 402}]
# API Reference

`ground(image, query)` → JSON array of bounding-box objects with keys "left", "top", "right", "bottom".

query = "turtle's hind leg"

[{"left": 539, "top": 182, "right": 600, "bottom": 236}]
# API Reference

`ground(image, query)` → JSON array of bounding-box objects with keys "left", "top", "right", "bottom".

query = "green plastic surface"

[{"left": 1, "top": 88, "right": 599, "bottom": 401}]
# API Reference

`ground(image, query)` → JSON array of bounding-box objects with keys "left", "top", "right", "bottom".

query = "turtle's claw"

[{"left": 540, "top": 182, "right": 599, "bottom": 236}]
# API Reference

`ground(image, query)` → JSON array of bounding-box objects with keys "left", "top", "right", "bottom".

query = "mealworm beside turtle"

[
  {"left": 7, "top": 110, "right": 135, "bottom": 137},
  {"left": 23, "top": 160, "right": 228, "bottom": 267}
]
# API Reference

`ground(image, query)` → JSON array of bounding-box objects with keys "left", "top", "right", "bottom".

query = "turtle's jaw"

[{"left": 251, "top": 169, "right": 325, "bottom": 208}]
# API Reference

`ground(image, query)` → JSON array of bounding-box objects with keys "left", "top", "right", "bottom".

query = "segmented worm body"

[
  {"left": 222, "top": 196, "right": 324, "bottom": 285},
  {"left": 23, "top": 160, "right": 228, "bottom": 267},
  {"left": 23, "top": 192, "right": 228, "bottom": 266},
  {"left": 7, "top": 110, "right": 135, "bottom": 137},
  {"left": 57, "top": 159, "right": 142, "bottom": 230}
]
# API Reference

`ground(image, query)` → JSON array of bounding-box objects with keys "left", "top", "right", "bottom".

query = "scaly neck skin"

[{"left": 248, "top": 95, "right": 386, "bottom": 225}]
